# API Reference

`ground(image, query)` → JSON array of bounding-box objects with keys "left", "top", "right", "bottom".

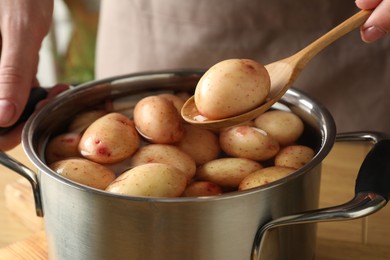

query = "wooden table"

[{"left": 0, "top": 142, "right": 389, "bottom": 259}]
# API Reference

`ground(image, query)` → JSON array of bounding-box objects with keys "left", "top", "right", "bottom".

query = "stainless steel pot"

[{"left": 0, "top": 70, "right": 389, "bottom": 260}]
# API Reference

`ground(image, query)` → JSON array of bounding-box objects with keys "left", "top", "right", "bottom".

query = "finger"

[
  {"left": 0, "top": 26, "right": 40, "bottom": 127},
  {"left": 358, "top": 1, "right": 390, "bottom": 42},
  {"left": 355, "top": 0, "right": 383, "bottom": 10}
]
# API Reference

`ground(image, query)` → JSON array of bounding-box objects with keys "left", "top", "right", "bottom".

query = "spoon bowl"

[{"left": 181, "top": 9, "right": 372, "bottom": 129}]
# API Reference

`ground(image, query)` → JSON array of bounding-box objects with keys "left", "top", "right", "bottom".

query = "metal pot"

[{"left": 1, "top": 70, "right": 389, "bottom": 260}]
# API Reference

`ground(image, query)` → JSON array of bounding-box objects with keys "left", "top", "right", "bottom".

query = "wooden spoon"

[{"left": 181, "top": 10, "right": 372, "bottom": 129}]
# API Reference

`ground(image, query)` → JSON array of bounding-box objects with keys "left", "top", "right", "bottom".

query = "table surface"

[{"left": 1, "top": 142, "right": 390, "bottom": 259}]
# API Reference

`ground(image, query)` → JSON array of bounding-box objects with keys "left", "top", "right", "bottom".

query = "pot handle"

[
  {"left": 251, "top": 131, "right": 390, "bottom": 260},
  {"left": 0, "top": 150, "right": 43, "bottom": 217}
]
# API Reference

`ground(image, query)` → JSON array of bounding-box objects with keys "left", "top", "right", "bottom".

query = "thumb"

[{"left": 0, "top": 32, "right": 40, "bottom": 127}]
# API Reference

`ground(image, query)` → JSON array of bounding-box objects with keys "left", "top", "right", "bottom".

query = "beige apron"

[{"left": 96, "top": 0, "right": 390, "bottom": 133}]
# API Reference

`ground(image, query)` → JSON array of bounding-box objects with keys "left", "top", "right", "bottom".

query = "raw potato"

[
  {"left": 239, "top": 166, "right": 295, "bottom": 190},
  {"left": 105, "top": 163, "right": 187, "bottom": 197},
  {"left": 68, "top": 110, "right": 107, "bottom": 133},
  {"left": 50, "top": 158, "right": 116, "bottom": 190},
  {"left": 78, "top": 112, "right": 140, "bottom": 164},
  {"left": 182, "top": 181, "right": 222, "bottom": 197},
  {"left": 175, "top": 124, "right": 220, "bottom": 165},
  {"left": 196, "top": 158, "right": 262, "bottom": 188},
  {"left": 133, "top": 96, "right": 184, "bottom": 144},
  {"left": 254, "top": 110, "right": 304, "bottom": 146},
  {"left": 158, "top": 93, "right": 186, "bottom": 114},
  {"left": 275, "top": 145, "right": 315, "bottom": 169},
  {"left": 130, "top": 144, "right": 196, "bottom": 181},
  {"left": 194, "top": 59, "right": 270, "bottom": 119},
  {"left": 219, "top": 125, "right": 280, "bottom": 161},
  {"left": 45, "top": 132, "right": 81, "bottom": 164}
]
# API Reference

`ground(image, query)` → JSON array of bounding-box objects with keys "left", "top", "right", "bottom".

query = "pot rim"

[{"left": 22, "top": 69, "right": 336, "bottom": 202}]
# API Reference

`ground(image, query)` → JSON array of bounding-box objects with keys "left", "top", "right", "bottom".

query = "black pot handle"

[{"left": 251, "top": 131, "right": 390, "bottom": 260}]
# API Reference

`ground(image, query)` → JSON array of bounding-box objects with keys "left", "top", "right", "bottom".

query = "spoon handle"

[{"left": 293, "top": 9, "right": 372, "bottom": 68}]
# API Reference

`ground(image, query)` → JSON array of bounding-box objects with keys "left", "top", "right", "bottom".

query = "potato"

[
  {"left": 133, "top": 96, "right": 184, "bottom": 144},
  {"left": 175, "top": 124, "right": 220, "bottom": 165},
  {"left": 182, "top": 181, "right": 222, "bottom": 197},
  {"left": 219, "top": 125, "right": 280, "bottom": 161},
  {"left": 196, "top": 158, "right": 262, "bottom": 188},
  {"left": 130, "top": 144, "right": 196, "bottom": 181},
  {"left": 68, "top": 110, "right": 107, "bottom": 133},
  {"left": 275, "top": 145, "right": 315, "bottom": 169},
  {"left": 45, "top": 132, "right": 81, "bottom": 164},
  {"left": 194, "top": 59, "right": 270, "bottom": 119},
  {"left": 254, "top": 110, "right": 304, "bottom": 146},
  {"left": 239, "top": 166, "right": 295, "bottom": 190},
  {"left": 158, "top": 93, "right": 185, "bottom": 114},
  {"left": 78, "top": 112, "right": 140, "bottom": 164},
  {"left": 105, "top": 163, "right": 187, "bottom": 197},
  {"left": 50, "top": 158, "right": 116, "bottom": 190}
]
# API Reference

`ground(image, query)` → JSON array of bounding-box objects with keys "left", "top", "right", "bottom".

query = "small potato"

[
  {"left": 50, "top": 158, "right": 116, "bottom": 190},
  {"left": 105, "top": 163, "right": 187, "bottom": 197},
  {"left": 45, "top": 132, "right": 81, "bottom": 164},
  {"left": 68, "top": 110, "right": 107, "bottom": 133},
  {"left": 239, "top": 166, "right": 295, "bottom": 190},
  {"left": 158, "top": 93, "right": 185, "bottom": 114},
  {"left": 254, "top": 110, "right": 304, "bottom": 146},
  {"left": 196, "top": 158, "right": 262, "bottom": 188},
  {"left": 194, "top": 59, "right": 270, "bottom": 119},
  {"left": 275, "top": 145, "right": 315, "bottom": 170},
  {"left": 133, "top": 96, "right": 184, "bottom": 144},
  {"left": 219, "top": 125, "right": 280, "bottom": 161},
  {"left": 175, "top": 124, "right": 220, "bottom": 165},
  {"left": 130, "top": 144, "right": 196, "bottom": 181},
  {"left": 182, "top": 181, "right": 222, "bottom": 197},
  {"left": 78, "top": 112, "right": 140, "bottom": 164}
]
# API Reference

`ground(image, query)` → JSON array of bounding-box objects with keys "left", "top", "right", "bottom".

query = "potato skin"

[
  {"left": 129, "top": 144, "right": 196, "bottom": 181},
  {"left": 254, "top": 110, "right": 304, "bottom": 146},
  {"left": 78, "top": 112, "right": 140, "bottom": 164},
  {"left": 219, "top": 125, "right": 280, "bottom": 161},
  {"left": 194, "top": 59, "right": 270, "bottom": 119},
  {"left": 68, "top": 110, "right": 107, "bottom": 134},
  {"left": 182, "top": 181, "right": 222, "bottom": 197},
  {"left": 175, "top": 124, "right": 220, "bottom": 165},
  {"left": 45, "top": 132, "right": 81, "bottom": 164},
  {"left": 105, "top": 163, "right": 187, "bottom": 197},
  {"left": 50, "top": 158, "right": 116, "bottom": 190},
  {"left": 275, "top": 145, "right": 314, "bottom": 169},
  {"left": 133, "top": 96, "right": 184, "bottom": 144},
  {"left": 239, "top": 166, "right": 295, "bottom": 190},
  {"left": 196, "top": 158, "right": 262, "bottom": 188}
]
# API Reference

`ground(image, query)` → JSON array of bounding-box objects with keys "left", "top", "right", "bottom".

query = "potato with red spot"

[
  {"left": 182, "top": 181, "right": 222, "bottom": 197},
  {"left": 133, "top": 96, "right": 184, "bottom": 144},
  {"left": 275, "top": 145, "right": 315, "bottom": 169},
  {"left": 175, "top": 124, "right": 220, "bottom": 165},
  {"left": 45, "top": 132, "right": 82, "bottom": 164},
  {"left": 78, "top": 112, "right": 140, "bottom": 164},
  {"left": 196, "top": 158, "right": 262, "bottom": 189},
  {"left": 129, "top": 144, "right": 196, "bottom": 182},
  {"left": 194, "top": 59, "right": 270, "bottom": 119},
  {"left": 239, "top": 166, "right": 295, "bottom": 190},
  {"left": 50, "top": 158, "right": 116, "bottom": 190},
  {"left": 254, "top": 110, "right": 304, "bottom": 146},
  {"left": 105, "top": 163, "right": 187, "bottom": 197},
  {"left": 219, "top": 125, "right": 280, "bottom": 161}
]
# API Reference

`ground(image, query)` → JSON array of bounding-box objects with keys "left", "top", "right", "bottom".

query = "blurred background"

[{"left": 37, "top": 0, "right": 100, "bottom": 86}]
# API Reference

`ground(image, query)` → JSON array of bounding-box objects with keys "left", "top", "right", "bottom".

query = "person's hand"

[
  {"left": 356, "top": 0, "right": 390, "bottom": 42},
  {"left": 0, "top": 0, "right": 54, "bottom": 150}
]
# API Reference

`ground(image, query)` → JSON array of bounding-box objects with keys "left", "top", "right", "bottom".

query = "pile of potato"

[{"left": 46, "top": 91, "right": 315, "bottom": 198}]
